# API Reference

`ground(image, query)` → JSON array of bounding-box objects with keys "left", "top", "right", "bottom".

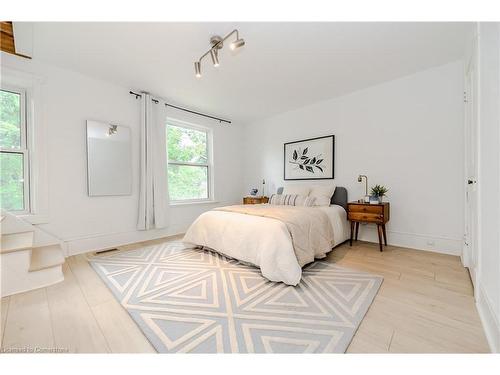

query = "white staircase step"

[
  {"left": 29, "top": 245, "right": 65, "bottom": 272},
  {"left": 1, "top": 231, "right": 34, "bottom": 253},
  {"left": 0, "top": 209, "right": 35, "bottom": 235},
  {"left": 33, "top": 227, "right": 60, "bottom": 247},
  {"left": 1, "top": 249, "right": 64, "bottom": 297},
  {"left": 1, "top": 210, "right": 65, "bottom": 297}
]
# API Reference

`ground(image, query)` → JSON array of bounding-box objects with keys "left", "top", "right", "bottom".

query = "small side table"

[
  {"left": 243, "top": 196, "right": 269, "bottom": 205},
  {"left": 347, "top": 201, "right": 390, "bottom": 251}
]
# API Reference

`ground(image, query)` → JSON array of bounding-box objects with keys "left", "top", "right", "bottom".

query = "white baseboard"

[
  {"left": 476, "top": 283, "right": 500, "bottom": 353},
  {"left": 358, "top": 226, "right": 462, "bottom": 256},
  {"left": 66, "top": 222, "right": 463, "bottom": 257},
  {"left": 64, "top": 223, "right": 188, "bottom": 257}
]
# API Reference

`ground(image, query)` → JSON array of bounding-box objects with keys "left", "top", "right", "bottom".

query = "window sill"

[
  {"left": 15, "top": 213, "right": 49, "bottom": 225},
  {"left": 169, "top": 200, "right": 220, "bottom": 207}
]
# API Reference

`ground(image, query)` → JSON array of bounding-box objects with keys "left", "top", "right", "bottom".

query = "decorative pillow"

[
  {"left": 282, "top": 185, "right": 311, "bottom": 196},
  {"left": 308, "top": 184, "right": 336, "bottom": 206},
  {"left": 269, "top": 194, "right": 316, "bottom": 207}
]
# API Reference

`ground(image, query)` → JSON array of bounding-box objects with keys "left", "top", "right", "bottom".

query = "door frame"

[{"left": 463, "top": 32, "right": 479, "bottom": 292}]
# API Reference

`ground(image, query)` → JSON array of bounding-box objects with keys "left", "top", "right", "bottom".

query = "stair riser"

[
  {"left": 1, "top": 231, "right": 34, "bottom": 253},
  {"left": 29, "top": 244, "right": 65, "bottom": 272},
  {"left": 0, "top": 251, "right": 64, "bottom": 297}
]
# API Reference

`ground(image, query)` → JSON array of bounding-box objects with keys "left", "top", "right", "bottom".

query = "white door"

[{"left": 463, "top": 47, "right": 479, "bottom": 288}]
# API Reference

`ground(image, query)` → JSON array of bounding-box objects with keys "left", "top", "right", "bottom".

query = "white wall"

[
  {"left": 243, "top": 61, "right": 465, "bottom": 255},
  {"left": 1, "top": 52, "right": 245, "bottom": 255},
  {"left": 475, "top": 22, "right": 500, "bottom": 353}
]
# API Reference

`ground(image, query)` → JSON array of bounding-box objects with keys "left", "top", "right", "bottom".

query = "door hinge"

[{"left": 463, "top": 91, "right": 468, "bottom": 103}]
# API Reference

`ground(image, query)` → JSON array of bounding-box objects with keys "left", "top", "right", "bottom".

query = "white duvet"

[{"left": 182, "top": 204, "right": 350, "bottom": 285}]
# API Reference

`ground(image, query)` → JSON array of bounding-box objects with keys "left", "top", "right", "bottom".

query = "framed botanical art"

[{"left": 284, "top": 135, "right": 335, "bottom": 180}]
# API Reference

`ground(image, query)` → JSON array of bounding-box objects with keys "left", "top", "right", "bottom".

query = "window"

[
  {"left": 167, "top": 120, "right": 212, "bottom": 202},
  {"left": 0, "top": 86, "right": 29, "bottom": 212}
]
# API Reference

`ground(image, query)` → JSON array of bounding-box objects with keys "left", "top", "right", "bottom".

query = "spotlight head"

[
  {"left": 194, "top": 61, "right": 201, "bottom": 78},
  {"left": 108, "top": 125, "right": 117, "bottom": 135},
  {"left": 210, "top": 49, "right": 220, "bottom": 67},
  {"left": 230, "top": 38, "right": 245, "bottom": 50},
  {"left": 357, "top": 175, "right": 363, "bottom": 182}
]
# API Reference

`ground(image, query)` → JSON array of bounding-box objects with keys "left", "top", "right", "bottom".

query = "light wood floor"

[{"left": 0, "top": 237, "right": 490, "bottom": 353}]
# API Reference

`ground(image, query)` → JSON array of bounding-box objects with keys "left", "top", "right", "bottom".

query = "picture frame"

[{"left": 284, "top": 135, "right": 335, "bottom": 180}]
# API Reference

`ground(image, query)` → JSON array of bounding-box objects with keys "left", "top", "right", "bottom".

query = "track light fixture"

[
  {"left": 230, "top": 38, "right": 245, "bottom": 50},
  {"left": 194, "top": 29, "right": 245, "bottom": 78},
  {"left": 210, "top": 48, "right": 220, "bottom": 67},
  {"left": 194, "top": 61, "right": 201, "bottom": 78},
  {"left": 107, "top": 124, "right": 118, "bottom": 136}
]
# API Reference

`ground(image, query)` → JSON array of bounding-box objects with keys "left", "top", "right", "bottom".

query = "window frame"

[
  {"left": 166, "top": 118, "right": 213, "bottom": 204},
  {"left": 0, "top": 84, "right": 30, "bottom": 214},
  {"left": 1, "top": 67, "right": 49, "bottom": 224}
]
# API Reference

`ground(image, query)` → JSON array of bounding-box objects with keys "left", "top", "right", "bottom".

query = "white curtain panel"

[{"left": 137, "top": 93, "right": 169, "bottom": 230}]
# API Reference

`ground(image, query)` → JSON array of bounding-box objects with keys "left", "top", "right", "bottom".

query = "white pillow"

[
  {"left": 309, "top": 184, "right": 336, "bottom": 206},
  {"left": 282, "top": 185, "right": 311, "bottom": 196}
]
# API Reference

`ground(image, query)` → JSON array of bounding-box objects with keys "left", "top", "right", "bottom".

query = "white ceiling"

[{"left": 31, "top": 22, "right": 471, "bottom": 123}]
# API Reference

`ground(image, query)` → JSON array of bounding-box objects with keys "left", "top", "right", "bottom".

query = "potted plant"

[{"left": 370, "top": 184, "right": 388, "bottom": 203}]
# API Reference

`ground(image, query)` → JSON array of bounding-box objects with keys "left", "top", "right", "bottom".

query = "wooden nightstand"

[
  {"left": 347, "top": 201, "right": 390, "bottom": 251},
  {"left": 243, "top": 196, "right": 269, "bottom": 205}
]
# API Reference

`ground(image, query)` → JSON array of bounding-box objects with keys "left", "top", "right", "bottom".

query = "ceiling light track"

[{"left": 194, "top": 29, "right": 245, "bottom": 78}]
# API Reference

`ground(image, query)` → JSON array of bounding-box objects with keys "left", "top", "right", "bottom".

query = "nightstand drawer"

[
  {"left": 243, "top": 197, "right": 269, "bottom": 205},
  {"left": 348, "top": 212, "right": 384, "bottom": 223},
  {"left": 348, "top": 204, "right": 383, "bottom": 214}
]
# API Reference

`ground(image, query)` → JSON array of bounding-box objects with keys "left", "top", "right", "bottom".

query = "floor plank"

[
  {"left": 2, "top": 288, "right": 54, "bottom": 351},
  {"left": 346, "top": 315, "right": 394, "bottom": 353},
  {"left": 45, "top": 263, "right": 110, "bottom": 353},
  {"left": 0, "top": 296, "right": 9, "bottom": 347},
  {"left": 67, "top": 254, "right": 115, "bottom": 307},
  {"left": 91, "top": 299, "right": 156, "bottom": 353},
  {"left": 389, "top": 322, "right": 489, "bottom": 353},
  {"left": 362, "top": 295, "right": 488, "bottom": 352},
  {"left": 378, "top": 278, "right": 479, "bottom": 324}
]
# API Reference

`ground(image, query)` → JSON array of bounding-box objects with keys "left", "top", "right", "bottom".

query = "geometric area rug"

[{"left": 89, "top": 241, "right": 383, "bottom": 353}]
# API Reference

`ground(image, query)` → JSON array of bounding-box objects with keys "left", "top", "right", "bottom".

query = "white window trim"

[
  {"left": 1, "top": 67, "right": 49, "bottom": 224},
  {"left": 0, "top": 84, "right": 30, "bottom": 214},
  {"left": 166, "top": 117, "right": 214, "bottom": 205}
]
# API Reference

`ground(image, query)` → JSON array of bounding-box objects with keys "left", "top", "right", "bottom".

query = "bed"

[{"left": 182, "top": 187, "right": 350, "bottom": 285}]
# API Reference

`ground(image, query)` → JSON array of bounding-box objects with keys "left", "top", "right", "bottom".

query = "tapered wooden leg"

[
  {"left": 377, "top": 224, "right": 383, "bottom": 252},
  {"left": 350, "top": 221, "right": 355, "bottom": 246},
  {"left": 382, "top": 224, "right": 387, "bottom": 246},
  {"left": 355, "top": 222, "right": 359, "bottom": 241}
]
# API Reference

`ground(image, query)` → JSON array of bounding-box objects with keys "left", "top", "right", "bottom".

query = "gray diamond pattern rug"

[{"left": 89, "top": 241, "right": 383, "bottom": 353}]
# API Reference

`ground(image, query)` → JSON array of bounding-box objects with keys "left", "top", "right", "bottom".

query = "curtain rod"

[{"left": 129, "top": 91, "right": 231, "bottom": 124}]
